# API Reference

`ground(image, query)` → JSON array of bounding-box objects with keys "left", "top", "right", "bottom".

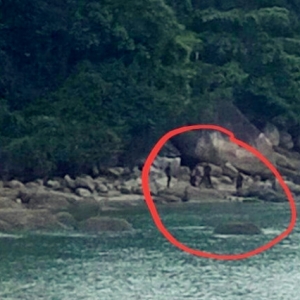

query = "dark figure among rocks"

[
  {"left": 199, "top": 164, "right": 213, "bottom": 188},
  {"left": 165, "top": 163, "right": 172, "bottom": 188},
  {"left": 236, "top": 173, "right": 243, "bottom": 191},
  {"left": 190, "top": 173, "right": 197, "bottom": 187}
]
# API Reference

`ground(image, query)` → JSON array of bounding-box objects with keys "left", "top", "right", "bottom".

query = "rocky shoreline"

[{"left": 0, "top": 152, "right": 299, "bottom": 234}]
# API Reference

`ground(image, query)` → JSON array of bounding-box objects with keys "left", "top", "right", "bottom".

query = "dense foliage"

[{"left": 1, "top": 0, "right": 300, "bottom": 179}]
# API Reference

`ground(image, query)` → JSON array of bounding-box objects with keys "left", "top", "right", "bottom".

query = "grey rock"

[
  {"left": 214, "top": 222, "right": 262, "bottom": 235},
  {"left": 45, "top": 180, "right": 61, "bottom": 190},
  {"left": 78, "top": 217, "right": 133, "bottom": 233},
  {"left": 67, "top": 199, "right": 101, "bottom": 222},
  {"left": 56, "top": 212, "right": 77, "bottom": 228},
  {"left": 156, "top": 194, "right": 181, "bottom": 203},
  {"left": 3, "top": 180, "right": 24, "bottom": 190},
  {"left": 220, "top": 176, "right": 233, "bottom": 185},
  {"left": 75, "top": 188, "right": 92, "bottom": 198},
  {"left": 119, "top": 186, "right": 132, "bottom": 195},
  {"left": 75, "top": 176, "right": 95, "bottom": 192},
  {"left": 263, "top": 123, "right": 280, "bottom": 147},
  {"left": 222, "top": 162, "right": 238, "bottom": 179},
  {"left": 95, "top": 182, "right": 108, "bottom": 193},
  {"left": 0, "top": 209, "right": 66, "bottom": 232},
  {"left": 176, "top": 166, "right": 191, "bottom": 181},
  {"left": 64, "top": 175, "right": 76, "bottom": 190}
]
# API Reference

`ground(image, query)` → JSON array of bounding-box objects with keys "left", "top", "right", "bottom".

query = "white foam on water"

[
  {"left": 0, "top": 233, "right": 23, "bottom": 239},
  {"left": 261, "top": 228, "right": 283, "bottom": 235},
  {"left": 169, "top": 226, "right": 208, "bottom": 230}
]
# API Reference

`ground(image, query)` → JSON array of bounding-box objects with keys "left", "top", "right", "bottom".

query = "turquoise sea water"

[{"left": 0, "top": 202, "right": 299, "bottom": 299}]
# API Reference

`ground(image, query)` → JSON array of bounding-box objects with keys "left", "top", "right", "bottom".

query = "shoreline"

[{"left": 0, "top": 161, "right": 298, "bottom": 234}]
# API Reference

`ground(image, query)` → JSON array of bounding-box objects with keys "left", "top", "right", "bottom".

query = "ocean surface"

[{"left": 0, "top": 201, "right": 299, "bottom": 300}]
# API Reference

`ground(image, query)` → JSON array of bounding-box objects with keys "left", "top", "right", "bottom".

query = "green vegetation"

[{"left": 1, "top": 0, "right": 300, "bottom": 179}]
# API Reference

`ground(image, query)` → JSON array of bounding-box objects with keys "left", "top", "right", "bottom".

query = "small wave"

[
  {"left": 169, "top": 226, "right": 208, "bottom": 230},
  {"left": 261, "top": 228, "right": 282, "bottom": 235},
  {"left": 0, "top": 233, "right": 23, "bottom": 239},
  {"left": 29, "top": 231, "right": 94, "bottom": 238},
  {"left": 213, "top": 234, "right": 243, "bottom": 239}
]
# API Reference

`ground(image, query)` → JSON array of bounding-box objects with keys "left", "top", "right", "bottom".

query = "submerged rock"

[
  {"left": 214, "top": 222, "right": 262, "bottom": 235},
  {"left": 55, "top": 212, "right": 77, "bottom": 229},
  {"left": 0, "top": 208, "right": 66, "bottom": 232},
  {"left": 78, "top": 217, "right": 133, "bottom": 233},
  {"left": 67, "top": 199, "right": 101, "bottom": 222}
]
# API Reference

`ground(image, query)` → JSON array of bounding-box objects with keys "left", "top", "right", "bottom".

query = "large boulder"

[
  {"left": 171, "top": 102, "right": 275, "bottom": 178},
  {"left": 78, "top": 217, "right": 133, "bottom": 233},
  {"left": 214, "top": 222, "right": 262, "bottom": 235},
  {"left": 197, "top": 132, "right": 273, "bottom": 178}
]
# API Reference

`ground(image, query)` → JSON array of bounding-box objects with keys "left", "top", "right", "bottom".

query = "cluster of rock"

[
  {"left": 0, "top": 144, "right": 299, "bottom": 235},
  {"left": 1, "top": 106, "right": 300, "bottom": 234},
  {"left": 0, "top": 171, "right": 142, "bottom": 234}
]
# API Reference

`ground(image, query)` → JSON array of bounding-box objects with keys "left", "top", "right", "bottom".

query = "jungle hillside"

[{"left": 1, "top": 0, "right": 300, "bottom": 180}]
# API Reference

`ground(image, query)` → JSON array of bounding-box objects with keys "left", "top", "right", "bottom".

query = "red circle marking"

[{"left": 141, "top": 125, "right": 297, "bottom": 260}]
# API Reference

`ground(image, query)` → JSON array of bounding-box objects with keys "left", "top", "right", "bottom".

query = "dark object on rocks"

[
  {"left": 182, "top": 187, "right": 189, "bottom": 202},
  {"left": 165, "top": 163, "right": 171, "bottom": 188},
  {"left": 214, "top": 221, "right": 262, "bottom": 235},
  {"left": 199, "top": 164, "right": 213, "bottom": 188},
  {"left": 236, "top": 173, "right": 243, "bottom": 191},
  {"left": 190, "top": 174, "right": 197, "bottom": 187}
]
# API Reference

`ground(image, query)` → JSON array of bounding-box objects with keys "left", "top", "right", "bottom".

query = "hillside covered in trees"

[{"left": 1, "top": 0, "right": 300, "bottom": 180}]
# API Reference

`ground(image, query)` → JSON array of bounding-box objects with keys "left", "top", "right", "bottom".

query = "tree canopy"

[{"left": 1, "top": 0, "right": 300, "bottom": 179}]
